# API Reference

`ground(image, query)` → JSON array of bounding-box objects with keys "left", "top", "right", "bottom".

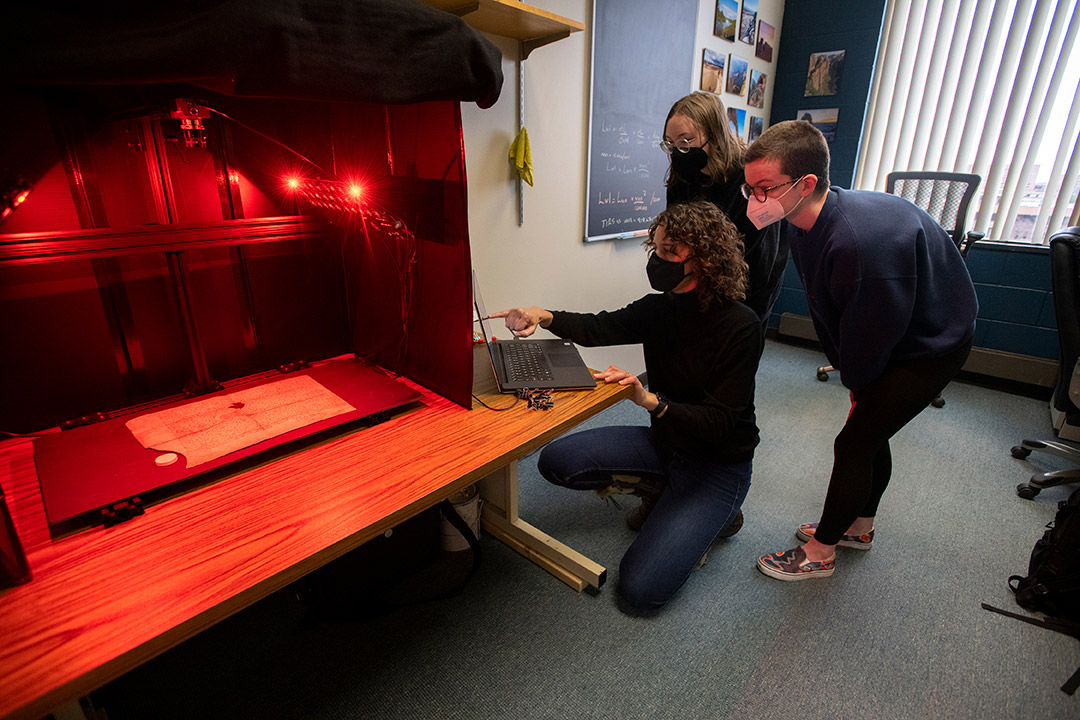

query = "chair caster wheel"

[
  {"left": 1016, "top": 483, "right": 1040, "bottom": 499},
  {"left": 1011, "top": 445, "right": 1031, "bottom": 459},
  {"left": 816, "top": 370, "right": 829, "bottom": 382},
  {"left": 930, "top": 396, "right": 945, "bottom": 408}
]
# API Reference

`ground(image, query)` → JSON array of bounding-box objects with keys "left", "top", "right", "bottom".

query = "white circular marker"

[{"left": 155, "top": 453, "right": 179, "bottom": 467}]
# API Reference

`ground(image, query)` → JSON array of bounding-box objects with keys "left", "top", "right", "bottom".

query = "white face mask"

[{"left": 746, "top": 177, "right": 805, "bottom": 230}]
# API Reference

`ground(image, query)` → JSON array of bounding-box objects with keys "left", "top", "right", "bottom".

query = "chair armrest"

[{"left": 961, "top": 231, "right": 985, "bottom": 257}]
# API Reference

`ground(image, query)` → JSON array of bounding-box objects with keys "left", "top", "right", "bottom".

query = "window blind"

[{"left": 855, "top": 0, "right": 1080, "bottom": 244}]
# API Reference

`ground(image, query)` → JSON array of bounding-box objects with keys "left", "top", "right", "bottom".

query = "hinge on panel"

[{"left": 100, "top": 497, "right": 145, "bottom": 528}]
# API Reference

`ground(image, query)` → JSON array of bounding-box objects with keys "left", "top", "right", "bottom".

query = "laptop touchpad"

[{"left": 550, "top": 351, "right": 583, "bottom": 367}]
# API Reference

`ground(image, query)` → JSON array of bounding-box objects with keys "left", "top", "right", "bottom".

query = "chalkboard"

[{"left": 584, "top": 0, "right": 697, "bottom": 242}]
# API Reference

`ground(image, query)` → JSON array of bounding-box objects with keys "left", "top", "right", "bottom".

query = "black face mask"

[
  {"left": 647, "top": 253, "right": 689, "bottom": 292},
  {"left": 670, "top": 147, "right": 709, "bottom": 179}
]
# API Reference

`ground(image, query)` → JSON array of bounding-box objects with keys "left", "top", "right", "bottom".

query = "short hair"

[
  {"left": 664, "top": 92, "right": 746, "bottom": 185},
  {"left": 745, "top": 120, "right": 831, "bottom": 196},
  {"left": 645, "top": 201, "right": 748, "bottom": 308}
]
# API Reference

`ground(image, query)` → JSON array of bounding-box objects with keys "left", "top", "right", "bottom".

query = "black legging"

[{"left": 813, "top": 339, "right": 973, "bottom": 546}]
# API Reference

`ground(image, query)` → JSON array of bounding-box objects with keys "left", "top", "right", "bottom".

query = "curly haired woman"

[{"left": 490, "top": 201, "right": 761, "bottom": 612}]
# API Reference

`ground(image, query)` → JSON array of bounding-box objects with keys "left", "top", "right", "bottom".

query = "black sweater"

[
  {"left": 547, "top": 291, "right": 761, "bottom": 462},
  {"left": 668, "top": 173, "right": 787, "bottom": 324}
]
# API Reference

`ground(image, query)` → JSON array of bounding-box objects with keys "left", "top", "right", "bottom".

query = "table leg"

[
  {"left": 478, "top": 462, "right": 606, "bottom": 591},
  {"left": 52, "top": 699, "right": 91, "bottom": 720}
]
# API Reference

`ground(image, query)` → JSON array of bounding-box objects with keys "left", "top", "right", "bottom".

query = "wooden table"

[{"left": 0, "top": 349, "right": 631, "bottom": 720}]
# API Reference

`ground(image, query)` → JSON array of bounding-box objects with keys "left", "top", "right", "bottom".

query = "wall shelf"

[{"left": 421, "top": 0, "right": 585, "bottom": 57}]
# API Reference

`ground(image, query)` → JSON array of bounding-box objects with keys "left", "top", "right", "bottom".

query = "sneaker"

[
  {"left": 693, "top": 511, "right": 746, "bottom": 570},
  {"left": 625, "top": 494, "right": 657, "bottom": 531},
  {"left": 719, "top": 509, "right": 744, "bottom": 538},
  {"left": 795, "top": 522, "right": 874, "bottom": 550},
  {"left": 756, "top": 546, "right": 835, "bottom": 581}
]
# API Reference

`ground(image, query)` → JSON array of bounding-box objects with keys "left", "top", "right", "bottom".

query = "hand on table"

[{"left": 593, "top": 365, "right": 653, "bottom": 409}]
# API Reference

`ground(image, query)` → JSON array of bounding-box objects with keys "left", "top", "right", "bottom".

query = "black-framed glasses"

[
  {"left": 659, "top": 137, "right": 702, "bottom": 155},
  {"left": 740, "top": 176, "right": 805, "bottom": 202}
]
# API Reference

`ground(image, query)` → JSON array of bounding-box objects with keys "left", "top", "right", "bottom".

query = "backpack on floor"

[
  {"left": 983, "top": 486, "right": 1080, "bottom": 695},
  {"left": 1010, "top": 486, "right": 1080, "bottom": 622}
]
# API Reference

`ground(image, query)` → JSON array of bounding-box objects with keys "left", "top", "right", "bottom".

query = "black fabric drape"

[{"left": 3, "top": 0, "right": 503, "bottom": 108}]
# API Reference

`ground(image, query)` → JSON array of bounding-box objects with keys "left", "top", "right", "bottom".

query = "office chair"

[
  {"left": 815, "top": 171, "right": 985, "bottom": 409},
  {"left": 1012, "top": 227, "right": 1080, "bottom": 499}
]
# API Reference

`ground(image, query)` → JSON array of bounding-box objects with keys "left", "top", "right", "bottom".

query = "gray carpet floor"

[{"left": 94, "top": 339, "right": 1079, "bottom": 720}]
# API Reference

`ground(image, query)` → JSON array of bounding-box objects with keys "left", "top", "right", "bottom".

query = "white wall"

[{"left": 461, "top": 0, "right": 784, "bottom": 375}]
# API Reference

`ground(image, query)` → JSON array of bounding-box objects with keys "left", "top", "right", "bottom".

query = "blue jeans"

[{"left": 537, "top": 426, "right": 752, "bottom": 611}]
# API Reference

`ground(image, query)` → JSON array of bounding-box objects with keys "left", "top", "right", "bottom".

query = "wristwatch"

[{"left": 649, "top": 393, "right": 669, "bottom": 418}]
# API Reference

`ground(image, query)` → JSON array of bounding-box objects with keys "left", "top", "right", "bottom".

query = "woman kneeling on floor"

[{"left": 490, "top": 201, "right": 761, "bottom": 611}]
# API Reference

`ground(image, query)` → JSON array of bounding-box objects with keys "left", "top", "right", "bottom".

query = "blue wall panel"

[
  {"left": 978, "top": 319, "right": 1059, "bottom": 360},
  {"left": 974, "top": 284, "right": 1049, "bottom": 325},
  {"left": 769, "top": 0, "right": 887, "bottom": 188},
  {"left": 964, "top": 248, "right": 1008, "bottom": 284},
  {"left": 1038, "top": 294, "right": 1057, "bottom": 329},
  {"left": 999, "top": 248, "right": 1052, "bottom": 291}
]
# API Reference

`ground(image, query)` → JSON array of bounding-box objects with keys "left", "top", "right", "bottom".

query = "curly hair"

[{"left": 644, "top": 201, "right": 748, "bottom": 309}]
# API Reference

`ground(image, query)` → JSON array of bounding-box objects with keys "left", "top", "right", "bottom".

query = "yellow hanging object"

[{"left": 509, "top": 126, "right": 534, "bottom": 186}]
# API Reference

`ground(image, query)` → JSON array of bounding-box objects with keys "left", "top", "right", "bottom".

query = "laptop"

[{"left": 473, "top": 273, "right": 596, "bottom": 392}]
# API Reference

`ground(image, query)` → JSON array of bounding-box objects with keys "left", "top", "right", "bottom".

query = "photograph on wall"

[
  {"left": 714, "top": 0, "right": 738, "bottom": 42},
  {"left": 804, "top": 50, "right": 846, "bottom": 97},
  {"left": 700, "top": 49, "right": 726, "bottom": 94},
  {"left": 797, "top": 107, "right": 838, "bottom": 142},
  {"left": 748, "top": 70, "right": 767, "bottom": 108},
  {"left": 748, "top": 115, "right": 764, "bottom": 143},
  {"left": 727, "top": 107, "right": 746, "bottom": 139},
  {"left": 726, "top": 54, "right": 749, "bottom": 96},
  {"left": 756, "top": 21, "right": 775, "bottom": 62},
  {"left": 739, "top": 0, "right": 758, "bottom": 45}
]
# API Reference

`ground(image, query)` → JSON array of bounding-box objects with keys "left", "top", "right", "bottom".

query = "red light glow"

[
  {"left": 285, "top": 177, "right": 300, "bottom": 190},
  {"left": 349, "top": 185, "right": 363, "bottom": 198},
  {"left": 14, "top": 191, "right": 30, "bottom": 205}
]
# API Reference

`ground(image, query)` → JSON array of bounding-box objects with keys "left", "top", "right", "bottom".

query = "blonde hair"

[
  {"left": 664, "top": 92, "right": 746, "bottom": 186},
  {"left": 645, "top": 201, "right": 747, "bottom": 309}
]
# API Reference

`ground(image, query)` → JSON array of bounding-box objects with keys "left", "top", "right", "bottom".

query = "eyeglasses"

[
  {"left": 659, "top": 137, "right": 703, "bottom": 155},
  {"left": 739, "top": 175, "right": 806, "bottom": 202}
]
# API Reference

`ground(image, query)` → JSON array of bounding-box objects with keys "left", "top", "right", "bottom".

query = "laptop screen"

[{"left": 471, "top": 271, "right": 502, "bottom": 369}]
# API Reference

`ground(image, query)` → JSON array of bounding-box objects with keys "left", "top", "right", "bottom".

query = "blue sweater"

[{"left": 789, "top": 187, "right": 978, "bottom": 394}]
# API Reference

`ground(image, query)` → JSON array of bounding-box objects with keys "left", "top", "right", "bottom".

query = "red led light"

[
  {"left": 349, "top": 185, "right": 363, "bottom": 198},
  {"left": 1, "top": 208, "right": 11, "bottom": 219},
  {"left": 15, "top": 190, "right": 30, "bottom": 205},
  {"left": 285, "top": 177, "right": 300, "bottom": 190}
]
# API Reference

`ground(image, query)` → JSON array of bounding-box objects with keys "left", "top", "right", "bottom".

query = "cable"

[
  {"left": 0, "top": 430, "right": 43, "bottom": 439},
  {"left": 471, "top": 394, "right": 520, "bottom": 411},
  {"left": 204, "top": 106, "right": 329, "bottom": 175}
]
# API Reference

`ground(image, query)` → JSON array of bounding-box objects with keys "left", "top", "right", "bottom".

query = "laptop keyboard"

[{"left": 502, "top": 342, "right": 554, "bottom": 383}]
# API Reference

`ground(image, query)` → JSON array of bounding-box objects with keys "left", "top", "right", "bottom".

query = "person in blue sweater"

[
  {"left": 491, "top": 201, "right": 761, "bottom": 611},
  {"left": 742, "top": 120, "right": 978, "bottom": 581}
]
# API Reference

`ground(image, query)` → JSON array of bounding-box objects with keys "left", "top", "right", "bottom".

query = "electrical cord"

[{"left": 471, "top": 394, "right": 519, "bottom": 411}]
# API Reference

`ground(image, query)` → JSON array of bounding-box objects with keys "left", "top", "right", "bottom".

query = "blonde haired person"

[{"left": 661, "top": 92, "right": 786, "bottom": 330}]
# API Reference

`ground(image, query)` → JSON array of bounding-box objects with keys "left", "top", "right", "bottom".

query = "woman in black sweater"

[
  {"left": 491, "top": 202, "right": 760, "bottom": 612},
  {"left": 662, "top": 92, "right": 786, "bottom": 330}
]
